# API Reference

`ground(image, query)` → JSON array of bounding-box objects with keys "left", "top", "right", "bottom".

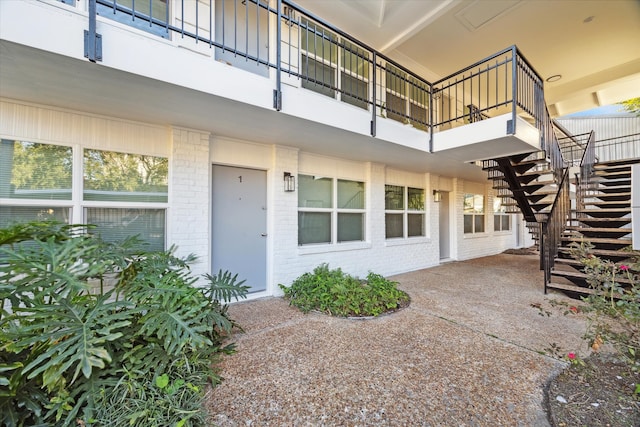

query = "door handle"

[{"left": 261, "top": 233, "right": 267, "bottom": 237}]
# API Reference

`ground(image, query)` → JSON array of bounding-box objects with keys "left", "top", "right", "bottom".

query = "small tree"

[{"left": 619, "top": 97, "right": 640, "bottom": 116}]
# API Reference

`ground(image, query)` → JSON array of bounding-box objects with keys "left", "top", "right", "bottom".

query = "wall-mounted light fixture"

[
  {"left": 284, "top": 172, "right": 295, "bottom": 192},
  {"left": 433, "top": 189, "right": 442, "bottom": 202}
]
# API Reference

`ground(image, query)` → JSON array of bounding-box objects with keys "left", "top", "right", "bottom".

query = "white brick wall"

[
  {"left": 454, "top": 179, "right": 518, "bottom": 261},
  {"left": 1, "top": 99, "right": 520, "bottom": 297}
]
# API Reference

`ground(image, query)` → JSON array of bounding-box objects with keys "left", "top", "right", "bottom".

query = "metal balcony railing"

[{"left": 87, "top": 0, "right": 546, "bottom": 152}]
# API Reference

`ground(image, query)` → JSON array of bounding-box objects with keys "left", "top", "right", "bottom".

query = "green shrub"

[
  {"left": 279, "top": 264, "right": 409, "bottom": 317},
  {"left": 0, "top": 221, "right": 249, "bottom": 426},
  {"left": 569, "top": 241, "right": 640, "bottom": 372}
]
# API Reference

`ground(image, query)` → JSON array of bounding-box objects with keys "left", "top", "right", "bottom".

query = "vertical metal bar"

[
  {"left": 256, "top": 0, "right": 259, "bottom": 65},
  {"left": 148, "top": 0, "right": 151, "bottom": 27},
  {"left": 371, "top": 52, "right": 376, "bottom": 136},
  {"left": 429, "top": 83, "right": 433, "bottom": 152},
  {"left": 165, "top": 0, "right": 169, "bottom": 35},
  {"left": 234, "top": 0, "right": 237, "bottom": 56},
  {"left": 196, "top": 0, "right": 199, "bottom": 42},
  {"left": 510, "top": 46, "right": 517, "bottom": 135},
  {"left": 222, "top": 0, "right": 226, "bottom": 52},
  {"left": 87, "top": 0, "right": 98, "bottom": 62},
  {"left": 132, "top": 0, "right": 135, "bottom": 21},
  {"left": 495, "top": 59, "right": 498, "bottom": 108},
  {"left": 181, "top": 0, "right": 185, "bottom": 37},
  {"left": 245, "top": 0, "right": 248, "bottom": 60},
  {"left": 274, "top": 0, "right": 282, "bottom": 110},
  {"left": 209, "top": 0, "right": 212, "bottom": 47}
]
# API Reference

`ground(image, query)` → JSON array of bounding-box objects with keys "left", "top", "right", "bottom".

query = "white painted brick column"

[
  {"left": 168, "top": 127, "right": 211, "bottom": 280},
  {"left": 270, "top": 145, "right": 299, "bottom": 294}
]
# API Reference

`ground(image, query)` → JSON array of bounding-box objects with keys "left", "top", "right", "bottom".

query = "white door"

[{"left": 212, "top": 165, "right": 267, "bottom": 293}]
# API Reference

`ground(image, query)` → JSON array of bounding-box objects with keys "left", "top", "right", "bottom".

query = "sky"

[{"left": 560, "top": 103, "right": 629, "bottom": 118}]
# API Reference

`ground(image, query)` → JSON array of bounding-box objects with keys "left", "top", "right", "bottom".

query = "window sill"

[
  {"left": 463, "top": 232, "right": 488, "bottom": 239},
  {"left": 493, "top": 230, "right": 512, "bottom": 235},
  {"left": 298, "top": 241, "right": 372, "bottom": 255},
  {"left": 385, "top": 237, "right": 431, "bottom": 247}
]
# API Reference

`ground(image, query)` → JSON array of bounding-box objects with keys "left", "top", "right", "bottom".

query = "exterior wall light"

[
  {"left": 433, "top": 190, "right": 442, "bottom": 202},
  {"left": 284, "top": 172, "right": 296, "bottom": 192}
]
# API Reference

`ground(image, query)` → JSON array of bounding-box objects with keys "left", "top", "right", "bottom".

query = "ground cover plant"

[
  {"left": 546, "top": 242, "right": 639, "bottom": 426},
  {"left": 0, "top": 221, "right": 249, "bottom": 427},
  {"left": 279, "top": 263, "right": 409, "bottom": 317}
]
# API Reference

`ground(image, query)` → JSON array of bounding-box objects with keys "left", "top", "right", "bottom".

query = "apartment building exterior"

[{"left": 1, "top": 0, "right": 637, "bottom": 297}]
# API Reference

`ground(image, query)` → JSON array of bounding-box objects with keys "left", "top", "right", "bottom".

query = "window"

[
  {"left": 83, "top": 149, "right": 168, "bottom": 202},
  {"left": 86, "top": 208, "right": 165, "bottom": 251},
  {"left": 301, "top": 19, "right": 338, "bottom": 98},
  {"left": 385, "top": 185, "right": 425, "bottom": 239},
  {"left": 340, "top": 40, "right": 370, "bottom": 110},
  {"left": 300, "top": 20, "right": 370, "bottom": 110},
  {"left": 493, "top": 198, "right": 511, "bottom": 232},
  {"left": 463, "top": 194, "right": 484, "bottom": 234},
  {"left": 0, "top": 139, "right": 169, "bottom": 250},
  {"left": 298, "top": 175, "right": 365, "bottom": 245},
  {"left": 0, "top": 140, "right": 72, "bottom": 200},
  {"left": 384, "top": 64, "right": 429, "bottom": 130},
  {"left": 97, "top": 0, "right": 169, "bottom": 38}
]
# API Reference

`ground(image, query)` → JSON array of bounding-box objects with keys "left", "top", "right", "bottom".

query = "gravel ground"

[{"left": 207, "top": 254, "right": 591, "bottom": 426}]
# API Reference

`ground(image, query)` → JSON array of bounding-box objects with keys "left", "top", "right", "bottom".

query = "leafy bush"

[
  {"left": 279, "top": 264, "right": 409, "bottom": 317},
  {"left": 0, "top": 221, "right": 249, "bottom": 426},
  {"left": 569, "top": 241, "right": 640, "bottom": 373}
]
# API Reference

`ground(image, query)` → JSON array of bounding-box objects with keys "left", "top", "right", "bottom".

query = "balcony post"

[
  {"left": 273, "top": 0, "right": 283, "bottom": 111},
  {"left": 84, "top": 0, "right": 102, "bottom": 62},
  {"left": 429, "top": 86, "right": 434, "bottom": 153},
  {"left": 371, "top": 52, "right": 376, "bottom": 137},
  {"left": 508, "top": 45, "right": 517, "bottom": 135}
]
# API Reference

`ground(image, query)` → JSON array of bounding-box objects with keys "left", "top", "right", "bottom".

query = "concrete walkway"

[{"left": 207, "top": 253, "right": 590, "bottom": 426}]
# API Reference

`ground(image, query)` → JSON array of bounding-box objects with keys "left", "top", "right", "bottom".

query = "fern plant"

[{"left": 0, "top": 221, "right": 248, "bottom": 426}]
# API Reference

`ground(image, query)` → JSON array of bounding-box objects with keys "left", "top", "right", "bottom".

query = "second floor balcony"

[{"left": 0, "top": 0, "right": 549, "bottom": 178}]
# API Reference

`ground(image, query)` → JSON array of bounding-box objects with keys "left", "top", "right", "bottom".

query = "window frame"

[
  {"left": 493, "top": 197, "right": 511, "bottom": 232},
  {"left": 384, "top": 63, "right": 429, "bottom": 129},
  {"left": 384, "top": 185, "right": 426, "bottom": 239},
  {"left": 463, "top": 193, "right": 485, "bottom": 234},
  {"left": 297, "top": 174, "right": 366, "bottom": 246},
  {"left": 0, "top": 138, "right": 169, "bottom": 250},
  {"left": 299, "top": 19, "right": 371, "bottom": 110}
]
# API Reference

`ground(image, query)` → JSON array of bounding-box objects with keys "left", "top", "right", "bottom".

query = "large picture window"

[
  {"left": 463, "top": 194, "right": 485, "bottom": 234},
  {"left": 0, "top": 139, "right": 169, "bottom": 250},
  {"left": 493, "top": 198, "right": 511, "bottom": 232},
  {"left": 385, "top": 185, "right": 425, "bottom": 239},
  {"left": 298, "top": 175, "right": 365, "bottom": 245}
]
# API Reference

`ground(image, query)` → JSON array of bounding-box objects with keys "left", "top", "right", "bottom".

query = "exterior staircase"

[
  {"left": 548, "top": 157, "right": 638, "bottom": 295},
  {"left": 483, "top": 123, "right": 639, "bottom": 297}
]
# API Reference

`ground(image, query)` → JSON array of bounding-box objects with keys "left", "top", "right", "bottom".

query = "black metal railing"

[
  {"left": 542, "top": 167, "right": 570, "bottom": 294},
  {"left": 594, "top": 133, "right": 640, "bottom": 163},
  {"left": 430, "top": 46, "right": 543, "bottom": 133},
  {"left": 91, "top": 0, "right": 546, "bottom": 152},
  {"left": 575, "top": 131, "right": 596, "bottom": 220},
  {"left": 556, "top": 131, "right": 592, "bottom": 167}
]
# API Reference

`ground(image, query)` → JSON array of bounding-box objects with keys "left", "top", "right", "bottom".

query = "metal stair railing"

[{"left": 542, "top": 167, "right": 570, "bottom": 293}]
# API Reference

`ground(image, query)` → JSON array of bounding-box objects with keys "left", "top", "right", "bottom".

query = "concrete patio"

[{"left": 207, "top": 253, "right": 590, "bottom": 426}]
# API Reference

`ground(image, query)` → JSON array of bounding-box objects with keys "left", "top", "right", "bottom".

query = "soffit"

[{"left": 294, "top": 0, "right": 640, "bottom": 116}]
